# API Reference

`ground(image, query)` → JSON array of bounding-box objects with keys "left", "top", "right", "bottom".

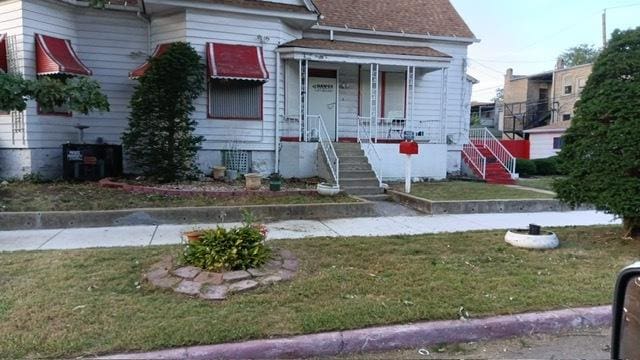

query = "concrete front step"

[
  {"left": 342, "top": 186, "right": 385, "bottom": 195},
  {"left": 340, "top": 163, "right": 372, "bottom": 171},
  {"left": 359, "top": 194, "right": 391, "bottom": 201},
  {"left": 335, "top": 150, "right": 365, "bottom": 157},
  {"left": 341, "top": 178, "right": 380, "bottom": 187},
  {"left": 339, "top": 156, "right": 370, "bottom": 164},
  {"left": 341, "top": 170, "right": 377, "bottom": 178}
]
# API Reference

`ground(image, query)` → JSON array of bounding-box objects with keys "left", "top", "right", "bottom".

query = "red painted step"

[{"left": 462, "top": 144, "right": 516, "bottom": 185}]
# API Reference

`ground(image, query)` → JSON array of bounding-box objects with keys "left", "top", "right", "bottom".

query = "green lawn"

[
  {"left": 397, "top": 181, "right": 555, "bottom": 201},
  {"left": 518, "top": 177, "right": 564, "bottom": 192},
  {"left": 0, "top": 182, "right": 355, "bottom": 212},
  {"left": 0, "top": 226, "right": 634, "bottom": 358}
]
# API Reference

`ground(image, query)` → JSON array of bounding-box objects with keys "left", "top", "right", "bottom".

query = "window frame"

[
  {"left": 207, "top": 78, "right": 264, "bottom": 121},
  {"left": 553, "top": 137, "right": 565, "bottom": 149},
  {"left": 562, "top": 113, "right": 572, "bottom": 121},
  {"left": 36, "top": 75, "right": 73, "bottom": 117},
  {"left": 564, "top": 85, "right": 573, "bottom": 95}
]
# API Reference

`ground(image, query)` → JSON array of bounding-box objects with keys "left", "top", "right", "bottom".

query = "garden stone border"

[
  {"left": 388, "top": 190, "right": 594, "bottom": 215},
  {"left": 144, "top": 249, "right": 298, "bottom": 301}
]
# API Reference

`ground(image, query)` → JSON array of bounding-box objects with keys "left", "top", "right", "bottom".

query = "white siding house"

[{"left": 0, "top": 0, "right": 478, "bottom": 189}]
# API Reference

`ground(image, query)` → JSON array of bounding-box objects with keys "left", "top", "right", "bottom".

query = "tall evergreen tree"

[
  {"left": 554, "top": 27, "right": 640, "bottom": 239},
  {"left": 122, "top": 42, "right": 204, "bottom": 182}
]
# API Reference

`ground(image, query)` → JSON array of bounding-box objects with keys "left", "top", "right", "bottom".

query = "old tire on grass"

[{"left": 505, "top": 230, "right": 559, "bottom": 250}]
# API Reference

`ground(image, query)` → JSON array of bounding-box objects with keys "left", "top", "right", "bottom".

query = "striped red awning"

[
  {"left": 0, "top": 34, "right": 7, "bottom": 73},
  {"left": 207, "top": 43, "right": 268, "bottom": 81},
  {"left": 35, "top": 34, "right": 92, "bottom": 76},
  {"left": 129, "top": 43, "right": 172, "bottom": 79}
]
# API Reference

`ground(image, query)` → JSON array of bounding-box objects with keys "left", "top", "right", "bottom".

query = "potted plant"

[
  {"left": 317, "top": 182, "right": 340, "bottom": 196},
  {"left": 182, "top": 229, "right": 204, "bottom": 244},
  {"left": 244, "top": 173, "right": 262, "bottom": 190},
  {"left": 269, "top": 173, "right": 283, "bottom": 191},
  {"left": 212, "top": 165, "right": 226, "bottom": 180}
]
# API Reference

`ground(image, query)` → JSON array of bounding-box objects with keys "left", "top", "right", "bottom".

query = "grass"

[
  {"left": 0, "top": 226, "right": 636, "bottom": 358},
  {"left": 0, "top": 182, "right": 355, "bottom": 212},
  {"left": 518, "top": 177, "right": 564, "bottom": 192},
  {"left": 396, "top": 181, "right": 555, "bottom": 201}
]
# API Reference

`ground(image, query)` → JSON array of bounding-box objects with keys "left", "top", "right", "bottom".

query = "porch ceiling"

[{"left": 278, "top": 39, "right": 451, "bottom": 68}]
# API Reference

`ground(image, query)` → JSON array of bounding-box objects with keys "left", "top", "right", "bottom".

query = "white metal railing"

[
  {"left": 357, "top": 120, "right": 384, "bottom": 187},
  {"left": 469, "top": 127, "right": 517, "bottom": 177},
  {"left": 357, "top": 116, "right": 409, "bottom": 142},
  {"left": 462, "top": 138, "right": 487, "bottom": 179},
  {"left": 313, "top": 114, "right": 339, "bottom": 186}
]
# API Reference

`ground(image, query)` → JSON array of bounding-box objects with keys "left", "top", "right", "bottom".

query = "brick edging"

[{"left": 99, "top": 306, "right": 611, "bottom": 359}]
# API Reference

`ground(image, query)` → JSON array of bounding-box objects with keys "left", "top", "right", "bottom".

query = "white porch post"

[
  {"left": 370, "top": 63, "right": 379, "bottom": 142},
  {"left": 298, "top": 59, "right": 308, "bottom": 142},
  {"left": 440, "top": 67, "right": 449, "bottom": 144},
  {"left": 406, "top": 66, "right": 416, "bottom": 133}
]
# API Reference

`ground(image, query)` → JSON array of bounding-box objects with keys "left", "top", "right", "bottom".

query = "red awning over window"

[
  {"left": 129, "top": 43, "right": 172, "bottom": 79},
  {"left": 207, "top": 43, "right": 269, "bottom": 81},
  {"left": 0, "top": 34, "right": 7, "bottom": 73},
  {"left": 35, "top": 34, "right": 92, "bottom": 76}
]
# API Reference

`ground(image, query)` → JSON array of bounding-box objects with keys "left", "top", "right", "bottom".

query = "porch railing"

[
  {"left": 357, "top": 116, "right": 409, "bottom": 142},
  {"left": 462, "top": 138, "right": 487, "bottom": 179},
  {"left": 469, "top": 127, "right": 517, "bottom": 177},
  {"left": 357, "top": 120, "right": 384, "bottom": 187},
  {"left": 311, "top": 114, "right": 340, "bottom": 186}
]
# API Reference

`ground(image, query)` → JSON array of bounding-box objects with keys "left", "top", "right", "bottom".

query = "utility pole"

[{"left": 602, "top": 9, "right": 607, "bottom": 48}]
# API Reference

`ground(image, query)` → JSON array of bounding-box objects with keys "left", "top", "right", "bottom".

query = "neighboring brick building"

[{"left": 500, "top": 60, "right": 593, "bottom": 158}]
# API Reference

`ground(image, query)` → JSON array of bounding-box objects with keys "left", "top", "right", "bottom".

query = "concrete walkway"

[{"left": 0, "top": 210, "right": 619, "bottom": 252}]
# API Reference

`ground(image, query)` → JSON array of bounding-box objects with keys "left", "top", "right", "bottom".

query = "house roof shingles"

[
  {"left": 279, "top": 38, "right": 451, "bottom": 58},
  {"left": 77, "top": 0, "right": 311, "bottom": 13},
  {"left": 312, "top": 0, "right": 475, "bottom": 39}
]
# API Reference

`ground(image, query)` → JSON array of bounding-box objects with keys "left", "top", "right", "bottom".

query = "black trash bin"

[{"left": 62, "top": 144, "right": 123, "bottom": 181}]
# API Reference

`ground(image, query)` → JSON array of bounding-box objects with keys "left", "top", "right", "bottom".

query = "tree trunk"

[{"left": 623, "top": 217, "right": 640, "bottom": 239}]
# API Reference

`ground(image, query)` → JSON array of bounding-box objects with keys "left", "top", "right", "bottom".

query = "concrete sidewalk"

[{"left": 0, "top": 210, "right": 620, "bottom": 252}]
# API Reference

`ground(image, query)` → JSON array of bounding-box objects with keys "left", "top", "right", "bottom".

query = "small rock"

[
  {"left": 247, "top": 268, "right": 271, "bottom": 277},
  {"left": 173, "top": 266, "right": 201, "bottom": 280},
  {"left": 279, "top": 249, "right": 296, "bottom": 260},
  {"left": 175, "top": 280, "right": 202, "bottom": 296},
  {"left": 200, "top": 285, "right": 228, "bottom": 301},
  {"left": 259, "top": 275, "right": 282, "bottom": 285},
  {"left": 282, "top": 259, "right": 299, "bottom": 272},
  {"left": 223, "top": 270, "right": 251, "bottom": 282},
  {"left": 194, "top": 271, "right": 224, "bottom": 285},
  {"left": 228, "top": 280, "right": 258, "bottom": 293},
  {"left": 263, "top": 259, "right": 282, "bottom": 271},
  {"left": 150, "top": 276, "right": 180, "bottom": 289},
  {"left": 0, "top": 180, "right": 8, "bottom": 186},
  {"left": 277, "top": 269, "right": 296, "bottom": 281}
]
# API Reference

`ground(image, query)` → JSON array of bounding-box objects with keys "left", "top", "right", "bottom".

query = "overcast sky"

[{"left": 449, "top": 0, "right": 640, "bottom": 102}]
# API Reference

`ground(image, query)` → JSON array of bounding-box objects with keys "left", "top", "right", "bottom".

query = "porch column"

[
  {"left": 370, "top": 63, "right": 379, "bottom": 142},
  {"left": 406, "top": 66, "right": 416, "bottom": 133},
  {"left": 298, "top": 59, "right": 308, "bottom": 142},
  {"left": 440, "top": 67, "right": 449, "bottom": 144}
]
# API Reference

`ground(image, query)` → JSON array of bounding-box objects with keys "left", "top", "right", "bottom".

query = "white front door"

[{"left": 308, "top": 76, "right": 337, "bottom": 140}]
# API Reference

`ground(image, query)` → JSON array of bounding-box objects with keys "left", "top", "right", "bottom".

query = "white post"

[{"left": 405, "top": 155, "right": 412, "bottom": 193}]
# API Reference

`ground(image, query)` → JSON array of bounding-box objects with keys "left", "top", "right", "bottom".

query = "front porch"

[{"left": 277, "top": 40, "right": 452, "bottom": 145}]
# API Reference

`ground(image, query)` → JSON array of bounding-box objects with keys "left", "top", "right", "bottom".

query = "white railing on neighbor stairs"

[
  {"left": 469, "top": 127, "right": 517, "bottom": 177},
  {"left": 462, "top": 138, "right": 487, "bottom": 179},
  {"left": 312, "top": 114, "right": 340, "bottom": 186},
  {"left": 357, "top": 118, "right": 384, "bottom": 187}
]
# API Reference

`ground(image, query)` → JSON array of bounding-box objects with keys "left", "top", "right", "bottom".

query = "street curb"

[{"left": 99, "top": 306, "right": 611, "bottom": 359}]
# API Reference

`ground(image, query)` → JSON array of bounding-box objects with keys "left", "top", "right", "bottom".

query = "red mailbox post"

[{"left": 399, "top": 140, "right": 419, "bottom": 193}]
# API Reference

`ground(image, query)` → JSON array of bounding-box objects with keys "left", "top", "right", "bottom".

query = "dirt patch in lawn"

[
  {"left": 0, "top": 181, "right": 355, "bottom": 212},
  {"left": 0, "top": 226, "right": 633, "bottom": 358}
]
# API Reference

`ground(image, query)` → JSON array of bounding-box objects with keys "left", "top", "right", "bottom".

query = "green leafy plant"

[
  {"left": 0, "top": 73, "right": 109, "bottom": 114},
  {"left": 182, "top": 213, "right": 271, "bottom": 271},
  {"left": 554, "top": 27, "right": 640, "bottom": 239},
  {"left": 533, "top": 157, "right": 560, "bottom": 176},
  {"left": 122, "top": 42, "right": 205, "bottom": 182},
  {"left": 516, "top": 159, "right": 537, "bottom": 178}
]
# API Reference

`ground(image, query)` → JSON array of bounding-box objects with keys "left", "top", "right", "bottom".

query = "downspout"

[
  {"left": 137, "top": 0, "right": 151, "bottom": 55},
  {"left": 274, "top": 51, "right": 281, "bottom": 173}
]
